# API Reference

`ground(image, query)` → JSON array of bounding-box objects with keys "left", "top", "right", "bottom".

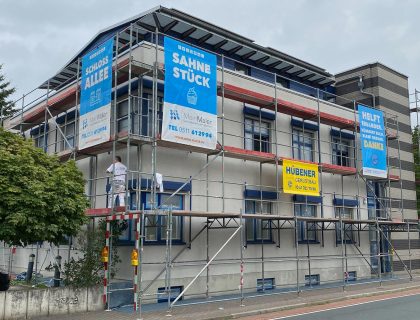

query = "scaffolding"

[{"left": 4, "top": 21, "right": 419, "bottom": 316}]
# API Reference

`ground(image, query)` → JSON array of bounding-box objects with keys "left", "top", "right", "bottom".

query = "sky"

[{"left": 1, "top": 0, "right": 420, "bottom": 122}]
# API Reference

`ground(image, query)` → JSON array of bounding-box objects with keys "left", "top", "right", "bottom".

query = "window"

[
  {"left": 118, "top": 192, "right": 184, "bottom": 245},
  {"left": 140, "top": 94, "right": 163, "bottom": 137},
  {"left": 245, "top": 118, "right": 270, "bottom": 152},
  {"left": 292, "top": 128, "right": 314, "bottom": 161},
  {"left": 235, "top": 62, "right": 250, "bottom": 75},
  {"left": 117, "top": 94, "right": 163, "bottom": 137},
  {"left": 366, "top": 181, "right": 388, "bottom": 219},
  {"left": 31, "top": 127, "right": 48, "bottom": 152},
  {"left": 332, "top": 137, "right": 352, "bottom": 167},
  {"left": 276, "top": 76, "right": 289, "bottom": 88},
  {"left": 335, "top": 207, "right": 354, "bottom": 243},
  {"left": 117, "top": 99, "right": 129, "bottom": 133},
  {"left": 245, "top": 200, "right": 272, "bottom": 243},
  {"left": 305, "top": 274, "right": 320, "bottom": 286},
  {"left": 294, "top": 204, "right": 317, "bottom": 243},
  {"left": 143, "top": 192, "right": 183, "bottom": 244},
  {"left": 157, "top": 286, "right": 183, "bottom": 303},
  {"left": 58, "top": 121, "right": 75, "bottom": 151},
  {"left": 257, "top": 278, "right": 275, "bottom": 291},
  {"left": 345, "top": 271, "right": 357, "bottom": 282}
]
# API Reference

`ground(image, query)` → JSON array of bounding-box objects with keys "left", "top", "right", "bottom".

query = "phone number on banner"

[{"left": 168, "top": 125, "right": 213, "bottom": 138}]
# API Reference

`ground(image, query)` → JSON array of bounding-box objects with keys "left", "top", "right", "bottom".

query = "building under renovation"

[{"left": 2, "top": 6, "right": 419, "bottom": 311}]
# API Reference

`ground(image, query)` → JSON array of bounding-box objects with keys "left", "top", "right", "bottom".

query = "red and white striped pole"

[
  {"left": 240, "top": 261, "right": 244, "bottom": 289},
  {"left": 133, "top": 218, "right": 140, "bottom": 311},
  {"left": 102, "top": 220, "right": 111, "bottom": 308}
]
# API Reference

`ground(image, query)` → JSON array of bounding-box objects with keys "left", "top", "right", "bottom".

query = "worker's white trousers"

[{"left": 109, "top": 181, "right": 125, "bottom": 208}]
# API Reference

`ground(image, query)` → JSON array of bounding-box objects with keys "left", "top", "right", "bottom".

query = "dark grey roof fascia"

[
  {"left": 38, "top": 5, "right": 334, "bottom": 89},
  {"left": 159, "top": 7, "right": 332, "bottom": 78}
]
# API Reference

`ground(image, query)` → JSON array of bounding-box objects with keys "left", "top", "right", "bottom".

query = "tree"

[
  {"left": 0, "top": 128, "right": 89, "bottom": 246},
  {"left": 0, "top": 64, "right": 16, "bottom": 120},
  {"left": 412, "top": 127, "right": 420, "bottom": 217}
]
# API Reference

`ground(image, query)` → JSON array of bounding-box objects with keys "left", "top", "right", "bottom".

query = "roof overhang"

[{"left": 39, "top": 6, "right": 334, "bottom": 90}]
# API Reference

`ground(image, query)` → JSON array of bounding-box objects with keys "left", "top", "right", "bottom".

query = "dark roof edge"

[
  {"left": 335, "top": 62, "right": 408, "bottom": 80},
  {"left": 39, "top": 5, "right": 334, "bottom": 89},
  {"left": 159, "top": 7, "right": 332, "bottom": 78}
]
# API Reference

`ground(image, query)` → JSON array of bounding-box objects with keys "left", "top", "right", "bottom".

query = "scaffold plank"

[
  {"left": 85, "top": 206, "right": 127, "bottom": 217},
  {"left": 219, "top": 145, "right": 276, "bottom": 163}
]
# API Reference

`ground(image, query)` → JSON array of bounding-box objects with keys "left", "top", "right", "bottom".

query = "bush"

[{"left": 63, "top": 219, "right": 127, "bottom": 288}]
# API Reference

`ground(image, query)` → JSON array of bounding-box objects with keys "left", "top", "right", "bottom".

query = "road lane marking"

[{"left": 268, "top": 291, "right": 420, "bottom": 320}]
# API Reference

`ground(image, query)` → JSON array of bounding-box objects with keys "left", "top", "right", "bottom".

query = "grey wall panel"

[
  {"left": 393, "top": 259, "right": 420, "bottom": 271},
  {"left": 336, "top": 77, "right": 408, "bottom": 97},
  {"left": 392, "top": 239, "right": 420, "bottom": 250}
]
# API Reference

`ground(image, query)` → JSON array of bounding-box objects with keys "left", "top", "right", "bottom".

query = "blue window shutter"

[
  {"left": 243, "top": 106, "right": 275, "bottom": 121},
  {"left": 30, "top": 123, "right": 49, "bottom": 136},
  {"left": 250, "top": 68, "right": 275, "bottom": 83},
  {"left": 293, "top": 195, "right": 322, "bottom": 204},
  {"left": 244, "top": 189, "right": 277, "bottom": 200},
  {"left": 333, "top": 198, "right": 359, "bottom": 207},
  {"left": 291, "top": 119, "right": 319, "bottom": 131},
  {"left": 56, "top": 110, "right": 76, "bottom": 125},
  {"left": 139, "top": 178, "right": 191, "bottom": 192},
  {"left": 330, "top": 129, "right": 355, "bottom": 140}
]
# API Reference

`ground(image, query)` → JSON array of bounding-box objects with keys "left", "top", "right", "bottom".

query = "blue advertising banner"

[
  {"left": 162, "top": 37, "right": 217, "bottom": 149},
  {"left": 358, "top": 104, "right": 387, "bottom": 178},
  {"left": 78, "top": 38, "right": 113, "bottom": 150}
]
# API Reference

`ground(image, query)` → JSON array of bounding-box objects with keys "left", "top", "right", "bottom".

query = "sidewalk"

[{"left": 35, "top": 277, "right": 420, "bottom": 320}]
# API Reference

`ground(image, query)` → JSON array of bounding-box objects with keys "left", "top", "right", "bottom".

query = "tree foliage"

[
  {"left": 63, "top": 220, "right": 126, "bottom": 288},
  {"left": 0, "top": 64, "right": 16, "bottom": 119},
  {"left": 412, "top": 127, "right": 420, "bottom": 217},
  {"left": 0, "top": 128, "right": 89, "bottom": 246}
]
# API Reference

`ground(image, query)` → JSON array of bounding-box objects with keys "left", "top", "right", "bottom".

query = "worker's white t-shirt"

[{"left": 106, "top": 162, "right": 127, "bottom": 182}]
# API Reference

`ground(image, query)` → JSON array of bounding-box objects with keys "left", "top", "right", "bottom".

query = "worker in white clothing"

[{"left": 106, "top": 156, "right": 127, "bottom": 208}]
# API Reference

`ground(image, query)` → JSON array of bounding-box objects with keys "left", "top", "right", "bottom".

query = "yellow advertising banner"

[{"left": 282, "top": 159, "right": 319, "bottom": 196}]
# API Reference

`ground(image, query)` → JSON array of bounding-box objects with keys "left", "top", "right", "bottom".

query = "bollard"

[
  {"left": 54, "top": 255, "right": 62, "bottom": 287},
  {"left": 26, "top": 254, "right": 36, "bottom": 283}
]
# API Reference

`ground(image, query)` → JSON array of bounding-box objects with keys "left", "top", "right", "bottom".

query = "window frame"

[
  {"left": 142, "top": 192, "right": 184, "bottom": 245},
  {"left": 57, "top": 120, "right": 76, "bottom": 152},
  {"left": 305, "top": 274, "right": 320, "bottom": 286},
  {"left": 331, "top": 136, "right": 353, "bottom": 167},
  {"left": 245, "top": 200, "right": 273, "bottom": 244},
  {"left": 244, "top": 116, "right": 271, "bottom": 153},
  {"left": 345, "top": 271, "right": 357, "bottom": 282},
  {"left": 234, "top": 62, "right": 250, "bottom": 76},
  {"left": 335, "top": 206, "right": 355, "bottom": 244},
  {"left": 117, "top": 191, "right": 185, "bottom": 246},
  {"left": 142, "top": 93, "right": 163, "bottom": 137},
  {"left": 116, "top": 94, "right": 163, "bottom": 137},
  {"left": 294, "top": 204, "right": 318, "bottom": 244},
  {"left": 157, "top": 286, "right": 183, "bottom": 303},
  {"left": 256, "top": 278, "right": 275, "bottom": 291},
  {"left": 292, "top": 127, "right": 315, "bottom": 162}
]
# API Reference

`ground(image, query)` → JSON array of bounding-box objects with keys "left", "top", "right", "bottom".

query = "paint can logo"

[{"left": 187, "top": 87, "right": 198, "bottom": 105}]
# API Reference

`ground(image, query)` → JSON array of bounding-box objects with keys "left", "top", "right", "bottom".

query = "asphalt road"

[{"left": 266, "top": 293, "right": 420, "bottom": 320}]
